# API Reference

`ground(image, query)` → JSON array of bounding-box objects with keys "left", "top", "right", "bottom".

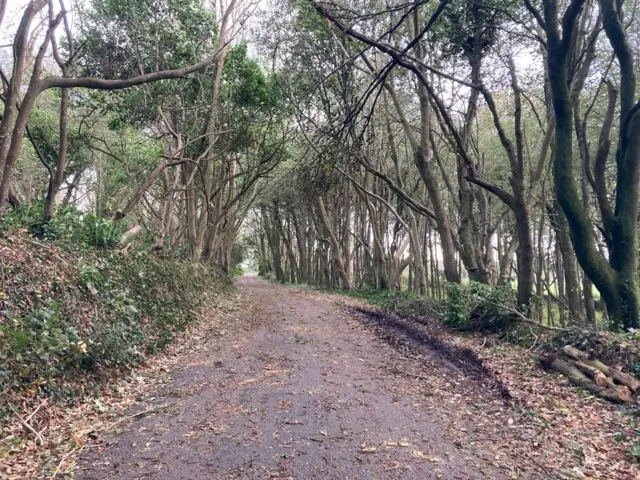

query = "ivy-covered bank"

[{"left": 0, "top": 205, "right": 230, "bottom": 424}]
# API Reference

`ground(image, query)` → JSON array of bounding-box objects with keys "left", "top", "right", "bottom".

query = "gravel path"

[{"left": 76, "top": 277, "right": 506, "bottom": 479}]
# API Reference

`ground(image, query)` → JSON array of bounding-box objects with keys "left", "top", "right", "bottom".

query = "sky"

[
  {"left": 1, "top": 0, "right": 81, "bottom": 53},
  {"left": 1, "top": 0, "right": 264, "bottom": 66}
]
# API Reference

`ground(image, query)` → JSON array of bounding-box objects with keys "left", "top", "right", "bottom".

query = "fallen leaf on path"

[
  {"left": 412, "top": 450, "right": 441, "bottom": 462},
  {"left": 264, "top": 369, "right": 289, "bottom": 376},
  {"left": 383, "top": 440, "right": 411, "bottom": 448},
  {"left": 360, "top": 444, "right": 377, "bottom": 453}
]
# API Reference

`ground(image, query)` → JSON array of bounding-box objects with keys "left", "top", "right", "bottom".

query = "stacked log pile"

[{"left": 539, "top": 346, "right": 640, "bottom": 403}]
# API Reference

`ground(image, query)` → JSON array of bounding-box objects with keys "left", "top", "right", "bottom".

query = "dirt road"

[{"left": 77, "top": 277, "right": 508, "bottom": 479}]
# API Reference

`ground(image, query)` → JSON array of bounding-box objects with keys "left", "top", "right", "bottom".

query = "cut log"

[
  {"left": 561, "top": 346, "right": 589, "bottom": 361},
  {"left": 592, "top": 385, "right": 632, "bottom": 403},
  {"left": 539, "top": 353, "right": 631, "bottom": 403},
  {"left": 572, "top": 361, "right": 616, "bottom": 389},
  {"left": 594, "top": 363, "right": 640, "bottom": 394},
  {"left": 615, "top": 386, "right": 632, "bottom": 403},
  {"left": 562, "top": 346, "right": 640, "bottom": 393}
]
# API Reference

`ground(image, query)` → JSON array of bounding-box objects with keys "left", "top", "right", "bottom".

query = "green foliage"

[
  {"left": 28, "top": 97, "right": 94, "bottom": 172},
  {"left": 47, "top": 206, "right": 123, "bottom": 248},
  {"left": 338, "top": 289, "right": 439, "bottom": 318},
  {"left": 625, "top": 421, "right": 640, "bottom": 462},
  {"left": 102, "top": 251, "right": 224, "bottom": 353},
  {"left": 627, "top": 442, "right": 640, "bottom": 462},
  {"left": 3, "top": 204, "right": 123, "bottom": 248},
  {"left": 90, "top": 129, "right": 163, "bottom": 216},
  {"left": 442, "top": 281, "right": 516, "bottom": 331},
  {"left": 428, "top": 0, "right": 516, "bottom": 58},
  {"left": 231, "top": 264, "right": 244, "bottom": 277},
  {"left": 86, "top": 313, "right": 145, "bottom": 369},
  {"left": 0, "top": 247, "right": 226, "bottom": 413},
  {"left": 78, "top": 0, "right": 217, "bottom": 128},
  {"left": 0, "top": 306, "right": 86, "bottom": 389},
  {"left": 224, "top": 44, "right": 272, "bottom": 109},
  {"left": 80, "top": 0, "right": 216, "bottom": 79},
  {"left": 0, "top": 202, "right": 47, "bottom": 232}
]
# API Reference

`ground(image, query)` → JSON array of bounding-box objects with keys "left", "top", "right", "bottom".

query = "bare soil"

[{"left": 75, "top": 277, "right": 534, "bottom": 479}]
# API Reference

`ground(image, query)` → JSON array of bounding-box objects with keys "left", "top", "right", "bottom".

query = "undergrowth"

[
  {"left": 302, "top": 277, "right": 640, "bottom": 379},
  {"left": 0, "top": 205, "right": 229, "bottom": 424},
  {"left": 331, "top": 282, "right": 516, "bottom": 330},
  {"left": 442, "top": 281, "right": 516, "bottom": 331},
  {"left": 332, "top": 288, "right": 440, "bottom": 318}
]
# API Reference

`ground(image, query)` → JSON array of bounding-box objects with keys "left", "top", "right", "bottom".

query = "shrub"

[
  {"left": 337, "top": 288, "right": 439, "bottom": 318},
  {"left": 46, "top": 206, "right": 122, "bottom": 248},
  {"left": 1, "top": 204, "right": 122, "bottom": 249},
  {"left": 365, "top": 290, "right": 437, "bottom": 317},
  {"left": 232, "top": 264, "right": 244, "bottom": 276},
  {"left": 0, "top": 246, "right": 228, "bottom": 417},
  {"left": 1, "top": 203, "right": 122, "bottom": 248},
  {"left": 442, "top": 281, "right": 516, "bottom": 331},
  {"left": 0, "top": 201, "right": 46, "bottom": 232},
  {"left": 85, "top": 251, "right": 229, "bottom": 359}
]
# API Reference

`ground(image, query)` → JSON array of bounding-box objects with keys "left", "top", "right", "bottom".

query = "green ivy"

[{"left": 0, "top": 305, "right": 85, "bottom": 386}]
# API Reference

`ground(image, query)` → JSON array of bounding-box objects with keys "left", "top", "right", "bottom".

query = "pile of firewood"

[{"left": 539, "top": 346, "right": 640, "bottom": 403}]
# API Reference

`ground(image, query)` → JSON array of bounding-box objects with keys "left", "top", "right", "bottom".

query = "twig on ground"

[
  {"left": 10, "top": 405, "right": 45, "bottom": 445},
  {"left": 52, "top": 447, "right": 77, "bottom": 478},
  {"left": 24, "top": 404, "right": 42, "bottom": 423},
  {"left": 524, "top": 326, "right": 539, "bottom": 354},
  {"left": 106, "top": 403, "right": 170, "bottom": 430}
]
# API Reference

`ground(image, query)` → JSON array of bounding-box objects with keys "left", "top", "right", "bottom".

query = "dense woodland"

[{"left": 2, "top": 0, "right": 640, "bottom": 333}]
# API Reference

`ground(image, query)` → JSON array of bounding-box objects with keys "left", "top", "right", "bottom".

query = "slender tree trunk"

[
  {"left": 513, "top": 198, "right": 535, "bottom": 308},
  {"left": 316, "top": 197, "right": 350, "bottom": 290}
]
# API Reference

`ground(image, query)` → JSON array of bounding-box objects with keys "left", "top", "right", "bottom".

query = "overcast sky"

[{"left": 2, "top": 0, "right": 79, "bottom": 45}]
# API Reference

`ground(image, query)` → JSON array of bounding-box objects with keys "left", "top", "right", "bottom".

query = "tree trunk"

[
  {"left": 513, "top": 199, "right": 534, "bottom": 309},
  {"left": 316, "top": 197, "right": 350, "bottom": 290},
  {"left": 544, "top": 0, "right": 639, "bottom": 329}
]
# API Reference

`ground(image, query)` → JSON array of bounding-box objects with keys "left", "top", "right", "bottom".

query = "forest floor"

[{"left": 68, "top": 276, "right": 638, "bottom": 479}]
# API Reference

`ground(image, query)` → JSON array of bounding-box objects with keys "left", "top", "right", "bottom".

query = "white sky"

[
  {"left": 1, "top": 0, "right": 83, "bottom": 51},
  {"left": 1, "top": 0, "right": 264, "bottom": 65}
]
